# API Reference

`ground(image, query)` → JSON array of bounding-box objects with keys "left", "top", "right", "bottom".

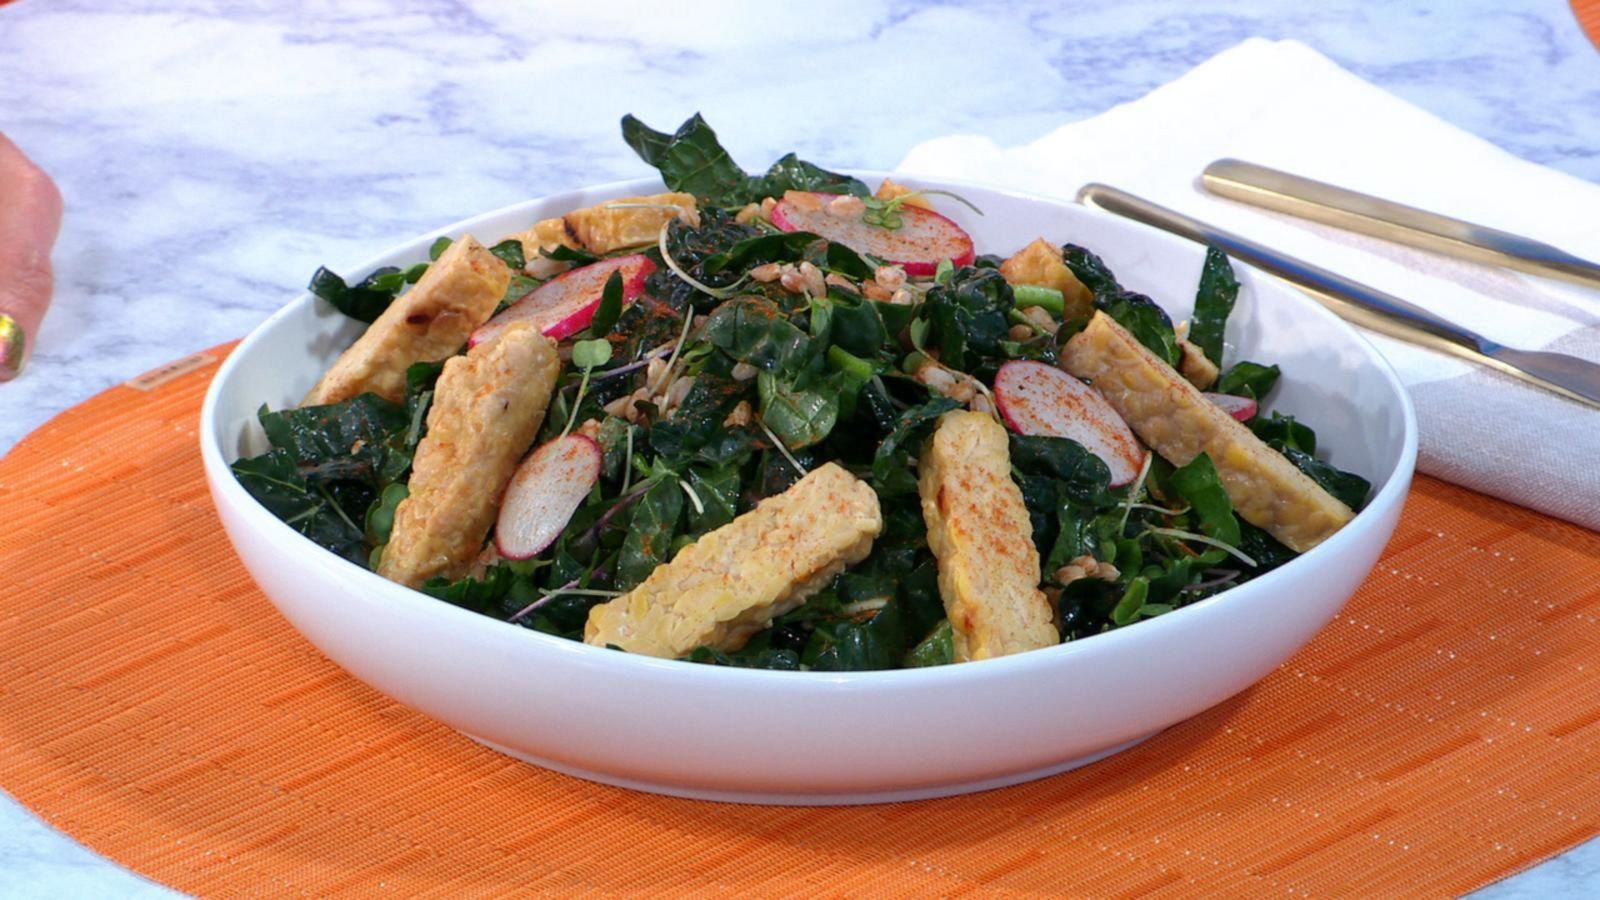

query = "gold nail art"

[{"left": 0, "top": 314, "right": 26, "bottom": 380}]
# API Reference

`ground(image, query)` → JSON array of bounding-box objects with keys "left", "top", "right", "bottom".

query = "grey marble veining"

[{"left": 2, "top": 0, "right": 1597, "bottom": 896}]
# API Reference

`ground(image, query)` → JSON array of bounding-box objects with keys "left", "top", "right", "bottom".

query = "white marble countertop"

[{"left": 3, "top": 0, "right": 1598, "bottom": 895}]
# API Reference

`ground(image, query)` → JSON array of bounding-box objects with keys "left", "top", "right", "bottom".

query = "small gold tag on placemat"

[{"left": 124, "top": 351, "right": 215, "bottom": 391}]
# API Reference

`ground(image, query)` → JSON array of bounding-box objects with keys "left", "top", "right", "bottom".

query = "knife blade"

[
  {"left": 1200, "top": 159, "right": 1600, "bottom": 290},
  {"left": 1075, "top": 183, "right": 1600, "bottom": 409}
]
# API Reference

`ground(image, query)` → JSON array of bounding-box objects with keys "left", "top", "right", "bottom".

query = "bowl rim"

[{"left": 199, "top": 170, "right": 1420, "bottom": 688}]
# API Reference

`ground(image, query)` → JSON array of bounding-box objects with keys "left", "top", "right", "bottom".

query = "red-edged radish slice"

[
  {"left": 495, "top": 434, "right": 602, "bottom": 560},
  {"left": 1204, "top": 392, "right": 1258, "bottom": 422},
  {"left": 472, "top": 254, "right": 655, "bottom": 347},
  {"left": 770, "top": 191, "right": 974, "bottom": 277},
  {"left": 993, "top": 360, "right": 1146, "bottom": 486}
]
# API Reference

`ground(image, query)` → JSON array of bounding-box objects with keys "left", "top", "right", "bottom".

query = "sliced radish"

[
  {"left": 1205, "top": 392, "right": 1258, "bottom": 422},
  {"left": 472, "top": 254, "right": 655, "bottom": 347},
  {"left": 495, "top": 434, "right": 602, "bottom": 560},
  {"left": 771, "top": 191, "right": 974, "bottom": 277},
  {"left": 993, "top": 360, "right": 1146, "bottom": 486}
]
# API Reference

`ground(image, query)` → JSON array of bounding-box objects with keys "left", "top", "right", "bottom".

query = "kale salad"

[{"left": 232, "top": 114, "right": 1370, "bottom": 671}]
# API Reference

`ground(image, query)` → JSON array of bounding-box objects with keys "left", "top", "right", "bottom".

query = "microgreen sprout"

[
  {"left": 758, "top": 416, "right": 808, "bottom": 476},
  {"left": 862, "top": 189, "right": 985, "bottom": 230},
  {"left": 506, "top": 580, "right": 625, "bottom": 624},
  {"left": 1117, "top": 452, "right": 1155, "bottom": 532},
  {"left": 678, "top": 479, "right": 705, "bottom": 516},
  {"left": 657, "top": 221, "right": 746, "bottom": 299},
  {"left": 620, "top": 425, "right": 634, "bottom": 495},
  {"left": 1144, "top": 526, "right": 1259, "bottom": 568},
  {"left": 648, "top": 305, "right": 697, "bottom": 397},
  {"left": 561, "top": 338, "right": 613, "bottom": 439}
]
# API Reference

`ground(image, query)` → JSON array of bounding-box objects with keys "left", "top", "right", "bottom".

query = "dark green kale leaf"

[
  {"left": 705, "top": 296, "right": 813, "bottom": 375},
  {"left": 402, "top": 360, "right": 443, "bottom": 452},
  {"left": 689, "top": 643, "right": 805, "bottom": 670},
  {"left": 1190, "top": 247, "right": 1239, "bottom": 367},
  {"left": 595, "top": 416, "right": 636, "bottom": 482},
  {"left": 585, "top": 270, "right": 626, "bottom": 338},
  {"left": 1058, "top": 243, "right": 1182, "bottom": 368},
  {"left": 918, "top": 266, "right": 1014, "bottom": 373},
  {"left": 871, "top": 396, "right": 961, "bottom": 497},
  {"left": 613, "top": 292, "right": 689, "bottom": 362},
  {"left": 874, "top": 300, "right": 916, "bottom": 341},
  {"left": 804, "top": 596, "right": 906, "bottom": 671},
  {"left": 750, "top": 445, "right": 817, "bottom": 502},
  {"left": 1281, "top": 448, "right": 1372, "bottom": 511},
  {"left": 1102, "top": 291, "right": 1181, "bottom": 368},
  {"left": 684, "top": 464, "right": 740, "bottom": 535},
  {"left": 231, "top": 450, "right": 369, "bottom": 565},
  {"left": 1216, "top": 361, "right": 1281, "bottom": 399},
  {"left": 650, "top": 211, "right": 764, "bottom": 312},
  {"left": 753, "top": 153, "right": 869, "bottom": 200},
  {"left": 821, "top": 242, "right": 875, "bottom": 280},
  {"left": 1249, "top": 411, "right": 1315, "bottom": 453},
  {"left": 1249, "top": 413, "right": 1371, "bottom": 510},
  {"left": 824, "top": 295, "right": 888, "bottom": 358},
  {"left": 758, "top": 371, "right": 839, "bottom": 449},
  {"left": 420, "top": 564, "right": 541, "bottom": 618},
  {"left": 1015, "top": 474, "right": 1062, "bottom": 556},
  {"left": 895, "top": 556, "right": 946, "bottom": 643},
  {"left": 647, "top": 361, "right": 753, "bottom": 465},
  {"left": 234, "top": 391, "right": 422, "bottom": 566},
  {"left": 1061, "top": 243, "right": 1122, "bottom": 298},
  {"left": 615, "top": 478, "right": 684, "bottom": 591},
  {"left": 622, "top": 113, "right": 751, "bottom": 207},
  {"left": 1167, "top": 453, "right": 1241, "bottom": 547},
  {"left": 700, "top": 231, "right": 821, "bottom": 276},
  {"left": 621, "top": 113, "right": 866, "bottom": 207},
  {"left": 307, "top": 261, "right": 428, "bottom": 324},
  {"left": 1238, "top": 523, "right": 1299, "bottom": 573},
  {"left": 1008, "top": 434, "right": 1115, "bottom": 508},
  {"left": 257, "top": 393, "right": 413, "bottom": 487},
  {"left": 488, "top": 239, "right": 526, "bottom": 270},
  {"left": 904, "top": 619, "right": 954, "bottom": 667},
  {"left": 540, "top": 243, "right": 600, "bottom": 266},
  {"left": 1043, "top": 500, "right": 1099, "bottom": 573}
]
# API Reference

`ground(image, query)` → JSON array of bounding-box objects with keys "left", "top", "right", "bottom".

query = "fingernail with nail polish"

[{"left": 0, "top": 314, "right": 27, "bottom": 380}]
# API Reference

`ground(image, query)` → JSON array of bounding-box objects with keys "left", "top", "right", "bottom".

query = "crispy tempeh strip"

[
  {"left": 304, "top": 234, "right": 509, "bottom": 406},
  {"left": 919, "top": 410, "right": 1059, "bottom": 662},
  {"left": 584, "top": 463, "right": 883, "bottom": 659},
  {"left": 1061, "top": 311, "right": 1354, "bottom": 552},
  {"left": 564, "top": 192, "right": 698, "bottom": 254},
  {"left": 377, "top": 322, "right": 560, "bottom": 588},
  {"left": 998, "top": 238, "right": 1095, "bottom": 321}
]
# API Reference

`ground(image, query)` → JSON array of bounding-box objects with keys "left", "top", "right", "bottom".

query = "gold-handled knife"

[
  {"left": 1200, "top": 159, "right": 1600, "bottom": 290},
  {"left": 1075, "top": 183, "right": 1600, "bottom": 408}
]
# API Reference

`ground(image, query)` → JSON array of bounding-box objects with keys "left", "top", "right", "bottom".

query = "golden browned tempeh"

[
  {"left": 304, "top": 234, "right": 509, "bottom": 406},
  {"left": 919, "top": 410, "right": 1059, "bottom": 662},
  {"left": 1060, "top": 311, "right": 1354, "bottom": 552},
  {"left": 377, "top": 322, "right": 560, "bottom": 588},
  {"left": 564, "top": 192, "right": 697, "bottom": 254},
  {"left": 584, "top": 463, "right": 883, "bottom": 659},
  {"left": 998, "top": 238, "right": 1095, "bottom": 321}
]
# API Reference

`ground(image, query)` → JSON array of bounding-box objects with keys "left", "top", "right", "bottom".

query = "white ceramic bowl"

[{"left": 200, "top": 174, "right": 1417, "bottom": 805}]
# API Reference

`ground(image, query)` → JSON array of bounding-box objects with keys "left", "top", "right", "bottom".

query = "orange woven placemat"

[
  {"left": 3, "top": 344, "right": 1599, "bottom": 897},
  {"left": 1577, "top": 0, "right": 1600, "bottom": 48}
]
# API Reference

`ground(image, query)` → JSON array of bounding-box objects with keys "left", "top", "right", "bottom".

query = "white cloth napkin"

[{"left": 899, "top": 38, "right": 1600, "bottom": 531}]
